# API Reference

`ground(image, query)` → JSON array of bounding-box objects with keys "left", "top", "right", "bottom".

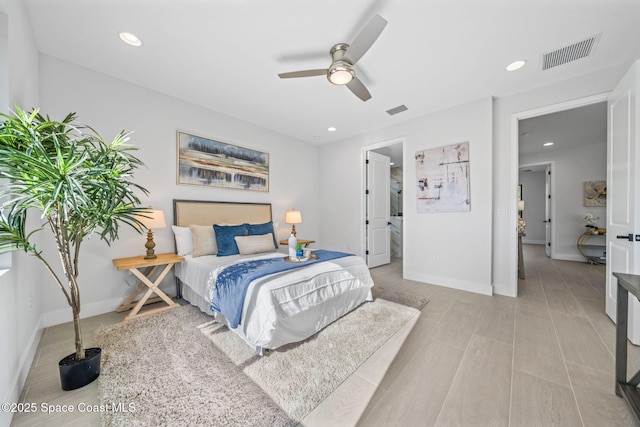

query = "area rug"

[{"left": 95, "top": 290, "right": 427, "bottom": 427}]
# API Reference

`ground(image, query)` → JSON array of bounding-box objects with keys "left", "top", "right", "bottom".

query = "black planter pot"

[{"left": 58, "top": 347, "right": 101, "bottom": 391}]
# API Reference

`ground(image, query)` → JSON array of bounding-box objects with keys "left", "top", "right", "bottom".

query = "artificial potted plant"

[{"left": 0, "top": 107, "right": 148, "bottom": 390}]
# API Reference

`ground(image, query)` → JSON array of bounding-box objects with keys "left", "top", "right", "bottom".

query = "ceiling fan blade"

[
  {"left": 346, "top": 77, "right": 372, "bottom": 102},
  {"left": 345, "top": 15, "right": 387, "bottom": 65},
  {"left": 277, "top": 50, "right": 327, "bottom": 63},
  {"left": 278, "top": 69, "right": 327, "bottom": 79}
]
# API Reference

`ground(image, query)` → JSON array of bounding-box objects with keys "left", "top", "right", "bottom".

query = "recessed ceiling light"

[
  {"left": 327, "top": 127, "right": 337, "bottom": 132},
  {"left": 506, "top": 60, "right": 526, "bottom": 71},
  {"left": 118, "top": 32, "right": 142, "bottom": 47},
  {"left": 390, "top": 162, "right": 395, "bottom": 166},
  {"left": 543, "top": 142, "right": 554, "bottom": 146}
]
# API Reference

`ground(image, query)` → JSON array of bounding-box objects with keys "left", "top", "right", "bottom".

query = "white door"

[
  {"left": 545, "top": 165, "right": 552, "bottom": 258},
  {"left": 606, "top": 61, "right": 640, "bottom": 343},
  {"left": 366, "top": 151, "right": 391, "bottom": 268}
]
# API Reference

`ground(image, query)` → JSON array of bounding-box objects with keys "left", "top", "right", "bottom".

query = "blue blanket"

[{"left": 210, "top": 250, "right": 352, "bottom": 328}]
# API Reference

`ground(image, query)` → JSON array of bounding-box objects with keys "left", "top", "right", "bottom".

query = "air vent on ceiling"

[
  {"left": 541, "top": 33, "right": 601, "bottom": 70},
  {"left": 386, "top": 105, "right": 408, "bottom": 116}
]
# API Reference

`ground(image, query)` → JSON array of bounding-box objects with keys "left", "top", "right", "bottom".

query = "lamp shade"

[
  {"left": 517, "top": 200, "right": 525, "bottom": 211},
  {"left": 285, "top": 210, "right": 302, "bottom": 225},
  {"left": 328, "top": 64, "right": 354, "bottom": 85},
  {"left": 137, "top": 209, "right": 167, "bottom": 230}
]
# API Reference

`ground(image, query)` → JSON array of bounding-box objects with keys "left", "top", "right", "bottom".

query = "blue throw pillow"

[
  {"left": 214, "top": 224, "right": 249, "bottom": 256},
  {"left": 246, "top": 221, "right": 278, "bottom": 248}
]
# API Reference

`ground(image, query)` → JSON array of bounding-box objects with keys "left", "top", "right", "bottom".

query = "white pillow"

[
  {"left": 189, "top": 225, "right": 218, "bottom": 257},
  {"left": 172, "top": 225, "right": 194, "bottom": 256},
  {"left": 234, "top": 233, "right": 276, "bottom": 255}
]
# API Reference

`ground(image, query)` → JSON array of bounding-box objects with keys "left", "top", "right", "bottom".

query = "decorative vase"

[
  {"left": 58, "top": 347, "right": 101, "bottom": 391},
  {"left": 517, "top": 217, "right": 526, "bottom": 234}
]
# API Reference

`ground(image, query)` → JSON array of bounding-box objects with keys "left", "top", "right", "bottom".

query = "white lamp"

[
  {"left": 517, "top": 200, "right": 525, "bottom": 212},
  {"left": 285, "top": 209, "right": 302, "bottom": 237},
  {"left": 136, "top": 207, "right": 166, "bottom": 259}
]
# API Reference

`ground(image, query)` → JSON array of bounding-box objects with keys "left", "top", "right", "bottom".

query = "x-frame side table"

[{"left": 113, "top": 253, "right": 184, "bottom": 321}]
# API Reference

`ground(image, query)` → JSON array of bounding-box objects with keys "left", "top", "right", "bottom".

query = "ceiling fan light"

[{"left": 327, "top": 63, "right": 354, "bottom": 85}]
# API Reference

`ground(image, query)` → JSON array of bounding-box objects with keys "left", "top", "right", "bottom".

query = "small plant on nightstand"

[{"left": 0, "top": 107, "right": 149, "bottom": 390}]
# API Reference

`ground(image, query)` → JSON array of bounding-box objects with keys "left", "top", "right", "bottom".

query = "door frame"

[
  {"left": 519, "top": 161, "right": 555, "bottom": 258},
  {"left": 510, "top": 93, "right": 609, "bottom": 293},
  {"left": 361, "top": 136, "right": 406, "bottom": 267}
]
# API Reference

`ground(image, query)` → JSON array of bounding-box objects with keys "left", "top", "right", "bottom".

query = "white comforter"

[{"left": 175, "top": 251, "right": 374, "bottom": 353}]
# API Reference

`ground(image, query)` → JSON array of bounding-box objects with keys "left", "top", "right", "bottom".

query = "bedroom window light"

[
  {"left": 136, "top": 207, "right": 166, "bottom": 259},
  {"left": 285, "top": 209, "right": 302, "bottom": 237}
]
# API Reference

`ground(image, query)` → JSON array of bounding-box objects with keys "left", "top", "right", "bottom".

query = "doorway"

[
  {"left": 519, "top": 162, "right": 553, "bottom": 257},
  {"left": 363, "top": 138, "right": 405, "bottom": 271},
  {"left": 512, "top": 94, "right": 609, "bottom": 294}
]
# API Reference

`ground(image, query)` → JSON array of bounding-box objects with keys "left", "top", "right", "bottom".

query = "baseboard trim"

[
  {"left": 404, "top": 270, "right": 493, "bottom": 296},
  {"left": 522, "top": 239, "right": 545, "bottom": 245},
  {"left": 42, "top": 297, "right": 122, "bottom": 327},
  {"left": 553, "top": 253, "right": 588, "bottom": 263},
  {"left": 3, "top": 315, "right": 43, "bottom": 427}
]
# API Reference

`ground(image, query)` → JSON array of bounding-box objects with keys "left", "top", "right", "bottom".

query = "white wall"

[
  {"left": 518, "top": 170, "right": 546, "bottom": 245},
  {"left": 521, "top": 143, "right": 606, "bottom": 261},
  {"left": 320, "top": 62, "right": 629, "bottom": 299},
  {"left": 319, "top": 98, "right": 493, "bottom": 295},
  {"left": 492, "top": 63, "right": 630, "bottom": 296},
  {"left": 0, "top": 12, "right": 7, "bottom": 110},
  {"left": 37, "top": 54, "right": 320, "bottom": 324},
  {"left": 0, "top": 1, "right": 41, "bottom": 425}
]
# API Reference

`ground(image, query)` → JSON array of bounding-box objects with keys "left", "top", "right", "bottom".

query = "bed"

[{"left": 172, "top": 199, "right": 374, "bottom": 354}]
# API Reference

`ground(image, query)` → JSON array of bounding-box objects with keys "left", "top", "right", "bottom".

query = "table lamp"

[
  {"left": 136, "top": 207, "right": 166, "bottom": 259},
  {"left": 285, "top": 209, "right": 302, "bottom": 237}
]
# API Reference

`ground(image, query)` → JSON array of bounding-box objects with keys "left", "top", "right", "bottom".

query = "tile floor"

[{"left": 11, "top": 244, "right": 640, "bottom": 426}]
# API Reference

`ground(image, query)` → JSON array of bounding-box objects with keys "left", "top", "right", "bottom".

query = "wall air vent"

[
  {"left": 541, "top": 33, "right": 601, "bottom": 70},
  {"left": 386, "top": 105, "right": 408, "bottom": 116}
]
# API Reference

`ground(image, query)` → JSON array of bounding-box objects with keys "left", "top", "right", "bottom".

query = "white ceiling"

[
  {"left": 370, "top": 143, "right": 404, "bottom": 167},
  {"left": 24, "top": 0, "right": 640, "bottom": 145},
  {"left": 519, "top": 101, "right": 607, "bottom": 158}
]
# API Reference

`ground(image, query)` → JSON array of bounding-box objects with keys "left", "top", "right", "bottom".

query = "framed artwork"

[
  {"left": 177, "top": 131, "right": 269, "bottom": 192},
  {"left": 415, "top": 142, "right": 470, "bottom": 213},
  {"left": 584, "top": 180, "right": 606, "bottom": 207}
]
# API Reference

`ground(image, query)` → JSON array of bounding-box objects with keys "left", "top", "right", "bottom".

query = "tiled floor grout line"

[
  {"left": 430, "top": 295, "right": 463, "bottom": 427},
  {"left": 508, "top": 299, "right": 519, "bottom": 427}
]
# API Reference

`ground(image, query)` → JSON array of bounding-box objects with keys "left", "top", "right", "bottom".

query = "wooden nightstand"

[
  {"left": 278, "top": 238, "right": 315, "bottom": 248},
  {"left": 113, "top": 253, "right": 184, "bottom": 321}
]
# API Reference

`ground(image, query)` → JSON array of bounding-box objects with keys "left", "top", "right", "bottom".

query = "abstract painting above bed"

[
  {"left": 172, "top": 199, "right": 374, "bottom": 354},
  {"left": 176, "top": 131, "right": 269, "bottom": 192}
]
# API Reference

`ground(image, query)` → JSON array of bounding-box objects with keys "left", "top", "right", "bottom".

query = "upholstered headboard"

[{"left": 173, "top": 199, "right": 273, "bottom": 227}]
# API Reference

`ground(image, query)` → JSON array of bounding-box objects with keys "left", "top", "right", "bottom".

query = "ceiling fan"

[{"left": 277, "top": 15, "right": 388, "bottom": 102}]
